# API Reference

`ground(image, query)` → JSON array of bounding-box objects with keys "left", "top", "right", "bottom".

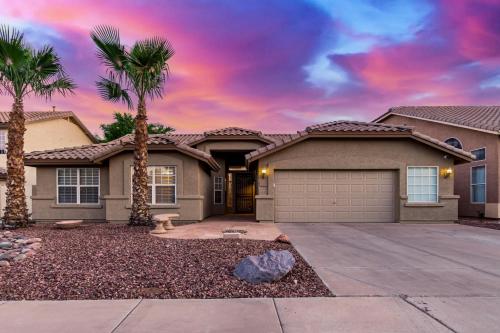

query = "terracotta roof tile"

[
  {"left": 25, "top": 135, "right": 219, "bottom": 170},
  {"left": 203, "top": 127, "right": 263, "bottom": 136},
  {"left": 378, "top": 106, "right": 500, "bottom": 132},
  {"left": 306, "top": 120, "right": 412, "bottom": 133},
  {"left": 246, "top": 121, "right": 474, "bottom": 162}
]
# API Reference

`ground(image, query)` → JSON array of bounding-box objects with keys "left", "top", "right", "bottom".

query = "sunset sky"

[{"left": 1, "top": 0, "right": 500, "bottom": 134}]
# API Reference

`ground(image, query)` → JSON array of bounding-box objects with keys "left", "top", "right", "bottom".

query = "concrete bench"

[
  {"left": 151, "top": 214, "right": 179, "bottom": 234},
  {"left": 55, "top": 220, "right": 83, "bottom": 229}
]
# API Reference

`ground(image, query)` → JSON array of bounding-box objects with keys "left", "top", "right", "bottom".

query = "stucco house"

[
  {"left": 0, "top": 111, "right": 96, "bottom": 214},
  {"left": 24, "top": 121, "right": 473, "bottom": 224},
  {"left": 375, "top": 106, "right": 499, "bottom": 219}
]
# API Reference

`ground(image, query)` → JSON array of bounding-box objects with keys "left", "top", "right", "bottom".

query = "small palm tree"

[
  {"left": 0, "top": 26, "right": 75, "bottom": 228},
  {"left": 91, "top": 25, "right": 174, "bottom": 226}
]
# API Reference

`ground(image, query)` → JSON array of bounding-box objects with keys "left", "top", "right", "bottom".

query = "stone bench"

[
  {"left": 151, "top": 214, "right": 179, "bottom": 234},
  {"left": 55, "top": 220, "right": 83, "bottom": 229}
]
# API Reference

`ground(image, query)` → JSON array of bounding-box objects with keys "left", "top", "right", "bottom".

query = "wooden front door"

[{"left": 235, "top": 173, "right": 255, "bottom": 213}]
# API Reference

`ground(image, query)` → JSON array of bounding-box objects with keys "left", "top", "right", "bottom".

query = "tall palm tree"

[
  {"left": 91, "top": 26, "right": 174, "bottom": 226},
  {"left": 0, "top": 26, "right": 75, "bottom": 228}
]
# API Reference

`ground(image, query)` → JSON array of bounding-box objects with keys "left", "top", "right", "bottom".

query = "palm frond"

[
  {"left": 96, "top": 73, "right": 133, "bottom": 109},
  {"left": 35, "top": 75, "right": 76, "bottom": 99},
  {"left": 90, "top": 25, "right": 128, "bottom": 74},
  {"left": 30, "top": 45, "right": 62, "bottom": 79}
]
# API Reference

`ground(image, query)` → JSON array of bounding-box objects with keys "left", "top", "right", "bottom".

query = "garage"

[{"left": 274, "top": 170, "right": 396, "bottom": 223}]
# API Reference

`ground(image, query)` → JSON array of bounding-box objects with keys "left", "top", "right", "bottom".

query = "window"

[
  {"left": 444, "top": 137, "right": 463, "bottom": 150},
  {"left": 57, "top": 168, "right": 99, "bottom": 204},
  {"left": 214, "top": 176, "right": 224, "bottom": 204},
  {"left": 144, "top": 166, "right": 176, "bottom": 205},
  {"left": 471, "top": 148, "right": 486, "bottom": 161},
  {"left": 407, "top": 167, "right": 438, "bottom": 203},
  {"left": 0, "top": 130, "right": 7, "bottom": 154},
  {"left": 471, "top": 166, "right": 486, "bottom": 203}
]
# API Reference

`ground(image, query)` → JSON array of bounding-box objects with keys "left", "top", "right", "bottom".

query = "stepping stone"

[{"left": 55, "top": 220, "right": 83, "bottom": 229}]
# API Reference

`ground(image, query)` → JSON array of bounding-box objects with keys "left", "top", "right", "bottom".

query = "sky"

[{"left": 1, "top": 0, "right": 500, "bottom": 134}]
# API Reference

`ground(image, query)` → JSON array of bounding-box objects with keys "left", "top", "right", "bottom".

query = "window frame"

[
  {"left": 444, "top": 137, "right": 463, "bottom": 150},
  {"left": 470, "top": 147, "right": 486, "bottom": 161},
  {"left": 470, "top": 165, "right": 487, "bottom": 204},
  {"left": 213, "top": 176, "right": 224, "bottom": 205},
  {"left": 0, "top": 129, "right": 7, "bottom": 154},
  {"left": 56, "top": 168, "right": 100, "bottom": 205},
  {"left": 406, "top": 166, "right": 439, "bottom": 203},
  {"left": 130, "top": 166, "right": 177, "bottom": 206}
]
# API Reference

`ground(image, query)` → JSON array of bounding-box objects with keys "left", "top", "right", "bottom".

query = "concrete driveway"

[{"left": 279, "top": 222, "right": 500, "bottom": 332}]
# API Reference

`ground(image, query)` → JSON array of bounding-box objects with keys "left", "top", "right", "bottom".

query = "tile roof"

[
  {"left": 25, "top": 134, "right": 219, "bottom": 170},
  {"left": 0, "top": 111, "right": 97, "bottom": 142},
  {"left": 246, "top": 121, "right": 475, "bottom": 162},
  {"left": 203, "top": 127, "right": 263, "bottom": 136},
  {"left": 375, "top": 106, "right": 500, "bottom": 133},
  {"left": 305, "top": 121, "right": 412, "bottom": 133},
  {"left": 0, "top": 167, "right": 5, "bottom": 179}
]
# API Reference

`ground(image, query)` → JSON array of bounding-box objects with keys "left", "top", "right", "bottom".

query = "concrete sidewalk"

[{"left": 3, "top": 296, "right": 495, "bottom": 333}]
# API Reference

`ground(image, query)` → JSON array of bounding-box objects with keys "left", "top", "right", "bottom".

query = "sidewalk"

[{"left": 0, "top": 296, "right": 457, "bottom": 333}]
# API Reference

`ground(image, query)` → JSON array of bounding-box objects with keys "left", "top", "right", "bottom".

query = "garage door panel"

[{"left": 274, "top": 170, "right": 395, "bottom": 223}]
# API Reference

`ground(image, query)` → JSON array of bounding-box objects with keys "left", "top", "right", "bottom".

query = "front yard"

[{"left": 0, "top": 224, "right": 331, "bottom": 300}]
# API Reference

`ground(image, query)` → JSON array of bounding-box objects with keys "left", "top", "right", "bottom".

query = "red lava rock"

[
  {"left": 0, "top": 224, "right": 332, "bottom": 300},
  {"left": 459, "top": 218, "right": 500, "bottom": 230},
  {"left": 274, "top": 234, "right": 291, "bottom": 244}
]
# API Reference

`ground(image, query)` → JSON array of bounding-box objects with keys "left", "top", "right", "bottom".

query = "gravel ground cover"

[
  {"left": 0, "top": 224, "right": 332, "bottom": 300},
  {"left": 458, "top": 218, "right": 500, "bottom": 230}
]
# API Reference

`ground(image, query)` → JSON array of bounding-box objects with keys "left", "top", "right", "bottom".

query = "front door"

[{"left": 235, "top": 173, "right": 255, "bottom": 213}]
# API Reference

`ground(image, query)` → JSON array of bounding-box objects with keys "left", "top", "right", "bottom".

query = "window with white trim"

[
  {"left": 57, "top": 168, "right": 99, "bottom": 204},
  {"left": 0, "top": 130, "right": 7, "bottom": 154},
  {"left": 214, "top": 176, "right": 224, "bottom": 204},
  {"left": 144, "top": 166, "right": 176, "bottom": 205},
  {"left": 471, "top": 148, "right": 486, "bottom": 161},
  {"left": 471, "top": 166, "right": 486, "bottom": 203},
  {"left": 407, "top": 167, "right": 438, "bottom": 203}
]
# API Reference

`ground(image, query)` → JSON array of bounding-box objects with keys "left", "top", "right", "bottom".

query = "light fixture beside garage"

[
  {"left": 440, "top": 167, "right": 453, "bottom": 178},
  {"left": 260, "top": 166, "right": 268, "bottom": 177}
]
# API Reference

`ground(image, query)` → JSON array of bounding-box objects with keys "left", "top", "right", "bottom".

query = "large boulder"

[{"left": 234, "top": 250, "right": 295, "bottom": 284}]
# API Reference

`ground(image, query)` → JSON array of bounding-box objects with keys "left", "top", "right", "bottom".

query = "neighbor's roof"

[
  {"left": 0, "top": 167, "right": 5, "bottom": 180},
  {"left": 0, "top": 111, "right": 97, "bottom": 143},
  {"left": 373, "top": 106, "right": 500, "bottom": 134},
  {"left": 25, "top": 134, "right": 220, "bottom": 170},
  {"left": 246, "top": 121, "right": 475, "bottom": 163}
]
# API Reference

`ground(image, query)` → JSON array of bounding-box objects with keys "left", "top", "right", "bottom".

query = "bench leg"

[
  {"left": 163, "top": 218, "right": 175, "bottom": 230},
  {"left": 151, "top": 220, "right": 168, "bottom": 234}
]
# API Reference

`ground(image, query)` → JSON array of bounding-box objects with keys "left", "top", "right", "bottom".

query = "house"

[
  {"left": 374, "top": 106, "right": 499, "bottom": 219},
  {"left": 0, "top": 111, "right": 97, "bottom": 214},
  {"left": 24, "top": 121, "right": 473, "bottom": 224}
]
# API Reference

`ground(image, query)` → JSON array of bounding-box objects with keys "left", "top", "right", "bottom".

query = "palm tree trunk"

[
  {"left": 4, "top": 98, "right": 28, "bottom": 227},
  {"left": 129, "top": 98, "right": 151, "bottom": 226}
]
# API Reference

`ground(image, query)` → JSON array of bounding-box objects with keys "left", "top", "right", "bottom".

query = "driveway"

[{"left": 279, "top": 222, "right": 500, "bottom": 332}]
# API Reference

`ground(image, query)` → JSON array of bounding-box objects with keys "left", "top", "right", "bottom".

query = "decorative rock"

[
  {"left": 13, "top": 253, "right": 27, "bottom": 262},
  {"left": 55, "top": 220, "right": 83, "bottom": 229},
  {"left": 26, "top": 238, "right": 42, "bottom": 244},
  {"left": 223, "top": 232, "right": 241, "bottom": 239},
  {"left": 0, "top": 260, "right": 9, "bottom": 267},
  {"left": 28, "top": 242, "right": 41, "bottom": 250},
  {"left": 274, "top": 234, "right": 291, "bottom": 244},
  {"left": 234, "top": 250, "right": 296, "bottom": 284},
  {"left": 0, "top": 241, "right": 12, "bottom": 249}
]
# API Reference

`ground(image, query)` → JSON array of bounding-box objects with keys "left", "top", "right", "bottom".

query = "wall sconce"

[
  {"left": 260, "top": 167, "right": 268, "bottom": 178},
  {"left": 440, "top": 167, "right": 453, "bottom": 178}
]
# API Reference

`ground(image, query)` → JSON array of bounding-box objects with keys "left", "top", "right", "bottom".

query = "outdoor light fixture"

[
  {"left": 260, "top": 167, "right": 268, "bottom": 177},
  {"left": 440, "top": 167, "right": 453, "bottom": 178}
]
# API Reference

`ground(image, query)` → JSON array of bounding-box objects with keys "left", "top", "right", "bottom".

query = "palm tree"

[
  {"left": 90, "top": 26, "right": 174, "bottom": 226},
  {"left": 0, "top": 26, "right": 75, "bottom": 228}
]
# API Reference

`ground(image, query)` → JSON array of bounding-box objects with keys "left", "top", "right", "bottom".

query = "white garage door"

[{"left": 274, "top": 170, "right": 396, "bottom": 223}]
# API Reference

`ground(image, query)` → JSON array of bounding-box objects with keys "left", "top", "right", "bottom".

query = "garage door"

[{"left": 274, "top": 170, "right": 396, "bottom": 223}]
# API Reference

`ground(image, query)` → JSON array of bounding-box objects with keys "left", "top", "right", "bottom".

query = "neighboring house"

[
  {"left": 374, "top": 106, "right": 500, "bottom": 218},
  {"left": 25, "top": 122, "right": 473, "bottom": 224},
  {"left": 0, "top": 111, "right": 96, "bottom": 214}
]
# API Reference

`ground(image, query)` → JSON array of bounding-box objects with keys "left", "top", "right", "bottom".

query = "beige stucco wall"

[
  {"left": 254, "top": 137, "right": 457, "bottom": 223},
  {"left": 194, "top": 140, "right": 266, "bottom": 153},
  {"left": 0, "top": 118, "right": 94, "bottom": 215},
  {"left": 31, "top": 166, "right": 108, "bottom": 222},
  {"left": 382, "top": 115, "right": 498, "bottom": 218},
  {"left": 104, "top": 151, "right": 209, "bottom": 223}
]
